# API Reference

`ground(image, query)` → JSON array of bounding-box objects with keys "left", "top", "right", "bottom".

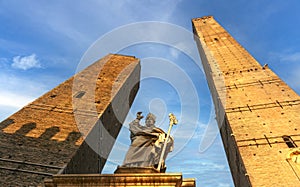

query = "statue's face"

[{"left": 146, "top": 118, "right": 155, "bottom": 127}]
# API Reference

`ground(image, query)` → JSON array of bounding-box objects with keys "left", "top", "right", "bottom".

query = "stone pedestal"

[{"left": 44, "top": 173, "right": 195, "bottom": 187}]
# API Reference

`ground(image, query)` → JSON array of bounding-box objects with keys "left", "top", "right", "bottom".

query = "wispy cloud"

[
  {"left": 0, "top": 57, "right": 9, "bottom": 68},
  {"left": 280, "top": 52, "right": 300, "bottom": 63},
  {"left": 0, "top": 90, "right": 34, "bottom": 108},
  {"left": 268, "top": 51, "right": 300, "bottom": 64},
  {"left": 12, "top": 54, "right": 41, "bottom": 70},
  {"left": 0, "top": 57, "right": 8, "bottom": 63},
  {"left": 0, "top": 38, "right": 28, "bottom": 54},
  {"left": 288, "top": 65, "right": 300, "bottom": 92},
  {"left": 267, "top": 51, "right": 300, "bottom": 94},
  {"left": 0, "top": 90, "right": 35, "bottom": 121},
  {"left": 122, "top": 0, "right": 182, "bottom": 21},
  {"left": 0, "top": 70, "right": 49, "bottom": 121}
]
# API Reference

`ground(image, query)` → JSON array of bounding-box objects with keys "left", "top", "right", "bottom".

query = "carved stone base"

[
  {"left": 44, "top": 172, "right": 195, "bottom": 187},
  {"left": 114, "top": 166, "right": 160, "bottom": 174}
]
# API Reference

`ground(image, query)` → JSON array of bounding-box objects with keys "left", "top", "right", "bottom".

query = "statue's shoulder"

[{"left": 129, "top": 119, "right": 140, "bottom": 125}]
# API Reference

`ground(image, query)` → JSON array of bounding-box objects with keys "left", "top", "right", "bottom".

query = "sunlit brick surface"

[{"left": 193, "top": 16, "right": 300, "bottom": 186}]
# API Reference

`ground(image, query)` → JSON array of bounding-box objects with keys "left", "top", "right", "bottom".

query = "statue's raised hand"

[{"left": 136, "top": 111, "right": 144, "bottom": 120}]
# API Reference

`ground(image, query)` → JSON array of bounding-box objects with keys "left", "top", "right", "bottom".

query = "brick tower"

[
  {"left": 192, "top": 16, "right": 300, "bottom": 186},
  {"left": 0, "top": 54, "right": 141, "bottom": 186}
]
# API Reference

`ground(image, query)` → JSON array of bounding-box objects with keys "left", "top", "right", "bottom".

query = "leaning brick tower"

[
  {"left": 0, "top": 54, "right": 140, "bottom": 186},
  {"left": 192, "top": 16, "right": 300, "bottom": 186}
]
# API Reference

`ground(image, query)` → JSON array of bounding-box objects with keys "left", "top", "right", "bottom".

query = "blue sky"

[{"left": 1, "top": 1, "right": 300, "bottom": 186}]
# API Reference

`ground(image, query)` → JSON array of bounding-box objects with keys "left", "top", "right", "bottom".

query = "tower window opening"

[
  {"left": 282, "top": 135, "right": 297, "bottom": 148},
  {"left": 50, "top": 94, "right": 57, "bottom": 98},
  {"left": 74, "top": 91, "right": 86, "bottom": 98}
]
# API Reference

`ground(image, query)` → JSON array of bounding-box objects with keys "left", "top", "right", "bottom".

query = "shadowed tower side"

[{"left": 192, "top": 16, "right": 300, "bottom": 186}]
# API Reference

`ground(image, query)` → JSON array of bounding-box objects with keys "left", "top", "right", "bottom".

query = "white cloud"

[
  {"left": 0, "top": 90, "right": 35, "bottom": 121},
  {"left": 0, "top": 90, "right": 34, "bottom": 109},
  {"left": 12, "top": 54, "right": 41, "bottom": 70},
  {"left": 0, "top": 105, "right": 18, "bottom": 122},
  {"left": 0, "top": 71, "right": 49, "bottom": 121}
]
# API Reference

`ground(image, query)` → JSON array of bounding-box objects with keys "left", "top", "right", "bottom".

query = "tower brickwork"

[
  {"left": 0, "top": 54, "right": 140, "bottom": 186},
  {"left": 193, "top": 16, "right": 300, "bottom": 186}
]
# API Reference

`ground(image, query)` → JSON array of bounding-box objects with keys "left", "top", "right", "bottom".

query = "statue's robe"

[{"left": 123, "top": 119, "right": 173, "bottom": 168}]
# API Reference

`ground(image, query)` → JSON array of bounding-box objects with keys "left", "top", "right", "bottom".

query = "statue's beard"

[{"left": 146, "top": 123, "right": 154, "bottom": 127}]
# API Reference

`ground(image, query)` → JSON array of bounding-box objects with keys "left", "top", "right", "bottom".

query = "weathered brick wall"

[
  {"left": 193, "top": 16, "right": 300, "bottom": 186},
  {"left": 0, "top": 54, "right": 140, "bottom": 186}
]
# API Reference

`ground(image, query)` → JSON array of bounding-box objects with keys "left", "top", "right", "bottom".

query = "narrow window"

[
  {"left": 282, "top": 135, "right": 297, "bottom": 148},
  {"left": 74, "top": 91, "right": 85, "bottom": 98},
  {"left": 50, "top": 94, "right": 57, "bottom": 98}
]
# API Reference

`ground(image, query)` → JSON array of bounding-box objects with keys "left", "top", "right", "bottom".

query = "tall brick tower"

[
  {"left": 0, "top": 54, "right": 140, "bottom": 186},
  {"left": 192, "top": 16, "right": 300, "bottom": 186}
]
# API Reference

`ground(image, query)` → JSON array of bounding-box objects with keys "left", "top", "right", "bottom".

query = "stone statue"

[{"left": 122, "top": 112, "right": 174, "bottom": 171}]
